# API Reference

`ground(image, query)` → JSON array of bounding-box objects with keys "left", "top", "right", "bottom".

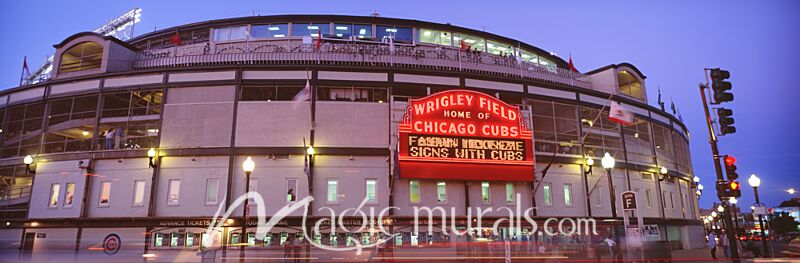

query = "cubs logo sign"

[
  {"left": 398, "top": 90, "right": 534, "bottom": 181},
  {"left": 102, "top": 233, "right": 121, "bottom": 255}
]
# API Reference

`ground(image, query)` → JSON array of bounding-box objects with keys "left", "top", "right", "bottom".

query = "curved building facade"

[{"left": 0, "top": 14, "right": 703, "bottom": 261}]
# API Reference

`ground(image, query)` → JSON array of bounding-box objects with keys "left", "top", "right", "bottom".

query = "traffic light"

[
  {"left": 710, "top": 68, "right": 733, "bottom": 103},
  {"left": 729, "top": 181, "right": 741, "bottom": 198},
  {"left": 716, "top": 181, "right": 730, "bottom": 198},
  {"left": 717, "top": 108, "right": 736, "bottom": 135},
  {"left": 724, "top": 155, "right": 739, "bottom": 180}
]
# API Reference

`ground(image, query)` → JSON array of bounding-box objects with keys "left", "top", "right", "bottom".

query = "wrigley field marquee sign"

[{"left": 399, "top": 90, "right": 534, "bottom": 181}]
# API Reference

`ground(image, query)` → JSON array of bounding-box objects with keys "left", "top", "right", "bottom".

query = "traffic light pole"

[{"left": 699, "top": 82, "right": 740, "bottom": 262}]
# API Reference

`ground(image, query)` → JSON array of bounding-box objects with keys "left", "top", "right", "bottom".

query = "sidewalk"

[{"left": 672, "top": 248, "right": 715, "bottom": 260}]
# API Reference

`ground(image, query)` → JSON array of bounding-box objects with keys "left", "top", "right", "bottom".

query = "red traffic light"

[
  {"left": 729, "top": 181, "right": 740, "bottom": 190},
  {"left": 724, "top": 156, "right": 736, "bottom": 166}
]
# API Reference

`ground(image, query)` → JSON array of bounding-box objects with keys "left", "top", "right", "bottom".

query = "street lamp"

[
  {"left": 23, "top": 155, "right": 36, "bottom": 174},
  {"left": 585, "top": 156, "right": 594, "bottom": 173},
  {"left": 693, "top": 176, "right": 700, "bottom": 183},
  {"left": 789, "top": 188, "right": 797, "bottom": 195},
  {"left": 147, "top": 148, "right": 158, "bottom": 168},
  {"left": 601, "top": 152, "right": 620, "bottom": 260},
  {"left": 729, "top": 197, "right": 738, "bottom": 204},
  {"left": 717, "top": 205, "right": 725, "bottom": 213},
  {"left": 659, "top": 166, "right": 668, "bottom": 176},
  {"left": 711, "top": 211, "right": 718, "bottom": 218},
  {"left": 241, "top": 156, "right": 255, "bottom": 260},
  {"left": 748, "top": 173, "right": 769, "bottom": 257},
  {"left": 306, "top": 145, "right": 315, "bottom": 156}
]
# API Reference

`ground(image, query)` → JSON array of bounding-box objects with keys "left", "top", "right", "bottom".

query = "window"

[
  {"left": 49, "top": 184, "right": 60, "bottom": 208},
  {"left": 98, "top": 181, "right": 111, "bottom": 207},
  {"left": 641, "top": 173, "right": 654, "bottom": 181},
  {"left": 486, "top": 40, "right": 514, "bottom": 55},
  {"left": 543, "top": 183, "right": 552, "bottom": 206},
  {"left": 206, "top": 179, "right": 219, "bottom": 205},
  {"left": 623, "top": 118, "right": 655, "bottom": 164},
  {"left": 376, "top": 25, "right": 412, "bottom": 43},
  {"left": 520, "top": 50, "right": 540, "bottom": 64},
  {"left": 563, "top": 184, "right": 573, "bottom": 206},
  {"left": 531, "top": 100, "right": 579, "bottom": 155},
  {"left": 365, "top": 179, "right": 376, "bottom": 203},
  {"left": 241, "top": 86, "right": 305, "bottom": 101},
  {"left": 318, "top": 87, "right": 387, "bottom": 103},
  {"left": 453, "top": 33, "right": 485, "bottom": 52},
  {"left": 409, "top": 181, "right": 420, "bottom": 203},
  {"left": 437, "top": 182, "right": 447, "bottom": 203},
  {"left": 291, "top": 23, "right": 330, "bottom": 37},
  {"left": 505, "top": 183, "right": 515, "bottom": 204},
  {"left": 581, "top": 106, "right": 622, "bottom": 158},
  {"left": 481, "top": 182, "right": 491, "bottom": 203},
  {"left": 167, "top": 179, "right": 181, "bottom": 206},
  {"left": 669, "top": 192, "right": 675, "bottom": 209},
  {"left": 419, "top": 29, "right": 452, "bottom": 46},
  {"left": 287, "top": 179, "right": 298, "bottom": 203},
  {"left": 2, "top": 103, "right": 44, "bottom": 158},
  {"left": 251, "top": 24, "right": 288, "bottom": 38},
  {"left": 617, "top": 70, "right": 644, "bottom": 100},
  {"left": 213, "top": 26, "right": 247, "bottom": 42},
  {"left": 645, "top": 189, "right": 652, "bottom": 209},
  {"left": 327, "top": 179, "right": 338, "bottom": 203},
  {"left": 593, "top": 185, "right": 603, "bottom": 207},
  {"left": 332, "top": 24, "right": 371, "bottom": 38},
  {"left": 59, "top": 42, "right": 103, "bottom": 73},
  {"left": 64, "top": 183, "right": 75, "bottom": 208},
  {"left": 102, "top": 90, "right": 163, "bottom": 118},
  {"left": 133, "top": 180, "right": 146, "bottom": 207},
  {"left": 44, "top": 95, "right": 97, "bottom": 154}
]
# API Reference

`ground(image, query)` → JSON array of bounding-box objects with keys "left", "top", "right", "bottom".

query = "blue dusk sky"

[{"left": 1, "top": 1, "right": 798, "bottom": 210}]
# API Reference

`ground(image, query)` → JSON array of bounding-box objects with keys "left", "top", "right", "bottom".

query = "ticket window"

[
  {"left": 170, "top": 233, "right": 182, "bottom": 247},
  {"left": 247, "top": 232, "right": 254, "bottom": 245},
  {"left": 395, "top": 234, "right": 403, "bottom": 246},
  {"left": 362, "top": 233, "right": 370, "bottom": 245},
  {"left": 263, "top": 234, "right": 272, "bottom": 247},
  {"left": 313, "top": 233, "right": 322, "bottom": 245},
  {"left": 280, "top": 232, "right": 288, "bottom": 246},
  {"left": 185, "top": 233, "right": 195, "bottom": 247},
  {"left": 154, "top": 233, "right": 164, "bottom": 247},
  {"left": 230, "top": 233, "right": 240, "bottom": 245},
  {"left": 410, "top": 232, "right": 419, "bottom": 246}
]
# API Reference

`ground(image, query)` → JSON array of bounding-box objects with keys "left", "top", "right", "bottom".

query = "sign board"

[
  {"left": 753, "top": 204, "right": 768, "bottom": 216},
  {"left": 36, "top": 233, "right": 46, "bottom": 238},
  {"left": 625, "top": 227, "right": 643, "bottom": 248},
  {"left": 622, "top": 191, "right": 637, "bottom": 210},
  {"left": 398, "top": 90, "right": 534, "bottom": 181},
  {"left": 642, "top": 225, "right": 660, "bottom": 236}
]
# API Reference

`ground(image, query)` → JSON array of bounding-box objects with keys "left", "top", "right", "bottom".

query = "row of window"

[
  {"left": 405, "top": 181, "right": 516, "bottom": 204},
  {"left": 207, "top": 23, "right": 555, "bottom": 68},
  {"left": 212, "top": 23, "right": 412, "bottom": 43}
]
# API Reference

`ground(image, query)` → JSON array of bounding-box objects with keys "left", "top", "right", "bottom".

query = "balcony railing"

[
  {"left": 0, "top": 184, "right": 32, "bottom": 205},
  {"left": 134, "top": 39, "right": 591, "bottom": 89}
]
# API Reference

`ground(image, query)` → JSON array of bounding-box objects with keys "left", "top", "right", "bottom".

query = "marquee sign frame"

[{"left": 398, "top": 89, "right": 535, "bottom": 181}]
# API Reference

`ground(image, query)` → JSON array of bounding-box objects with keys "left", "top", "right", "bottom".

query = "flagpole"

[{"left": 19, "top": 56, "right": 26, "bottom": 87}]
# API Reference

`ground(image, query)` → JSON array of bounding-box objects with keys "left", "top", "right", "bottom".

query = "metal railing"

[
  {"left": 134, "top": 39, "right": 591, "bottom": 89},
  {"left": 0, "top": 184, "right": 32, "bottom": 203}
]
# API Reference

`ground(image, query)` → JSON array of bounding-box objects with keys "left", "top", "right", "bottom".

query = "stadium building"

[{"left": 0, "top": 14, "right": 704, "bottom": 261}]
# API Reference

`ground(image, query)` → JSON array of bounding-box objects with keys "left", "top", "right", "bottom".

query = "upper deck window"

[
  {"left": 291, "top": 23, "right": 330, "bottom": 37},
  {"left": 419, "top": 29, "right": 452, "bottom": 46},
  {"left": 59, "top": 42, "right": 103, "bottom": 73},
  {"left": 333, "top": 24, "right": 372, "bottom": 38},
  {"left": 618, "top": 70, "right": 644, "bottom": 100},
  {"left": 376, "top": 25, "right": 412, "bottom": 43},
  {"left": 251, "top": 24, "right": 288, "bottom": 38},
  {"left": 453, "top": 33, "right": 484, "bottom": 51},
  {"left": 213, "top": 26, "right": 247, "bottom": 42},
  {"left": 487, "top": 40, "right": 513, "bottom": 55}
]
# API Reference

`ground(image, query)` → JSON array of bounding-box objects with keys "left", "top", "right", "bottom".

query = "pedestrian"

[
  {"left": 283, "top": 236, "right": 292, "bottom": 262},
  {"left": 603, "top": 235, "right": 616, "bottom": 260},
  {"left": 707, "top": 231, "right": 717, "bottom": 259},
  {"left": 104, "top": 129, "right": 114, "bottom": 149},
  {"left": 720, "top": 230, "right": 731, "bottom": 258},
  {"left": 291, "top": 235, "right": 301, "bottom": 263},
  {"left": 114, "top": 126, "right": 124, "bottom": 149}
]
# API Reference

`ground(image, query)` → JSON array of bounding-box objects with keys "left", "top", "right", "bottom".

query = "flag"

[
  {"left": 459, "top": 39, "right": 471, "bottom": 51},
  {"left": 568, "top": 54, "right": 577, "bottom": 72},
  {"left": 670, "top": 98, "right": 676, "bottom": 115},
  {"left": 170, "top": 31, "right": 181, "bottom": 46},
  {"left": 315, "top": 29, "right": 322, "bottom": 50},
  {"left": 294, "top": 79, "right": 311, "bottom": 102},
  {"left": 657, "top": 87, "right": 665, "bottom": 111},
  {"left": 608, "top": 101, "right": 634, "bottom": 126}
]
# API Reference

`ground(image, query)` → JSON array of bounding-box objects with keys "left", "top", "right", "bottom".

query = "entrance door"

[{"left": 20, "top": 232, "right": 34, "bottom": 260}]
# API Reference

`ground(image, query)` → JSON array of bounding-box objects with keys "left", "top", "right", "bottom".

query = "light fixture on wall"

[
  {"left": 147, "top": 148, "right": 158, "bottom": 168},
  {"left": 23, "top": 155, "right": 36, "bottom": 175},
  {"left": 306, "top": 145, "right": 315, "bottom": 156}
]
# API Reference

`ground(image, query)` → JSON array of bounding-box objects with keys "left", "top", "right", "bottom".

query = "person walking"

[
  {"left": 603, "top": 235, "right": 616, "bottom": 261},
  {"left": 720, "top": 230, "right": 731, "bottom": 258},
  {"left": 707, "top": 231, "right": 717, "bottom": 259}
]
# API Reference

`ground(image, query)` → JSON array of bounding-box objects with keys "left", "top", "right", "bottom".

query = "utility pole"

[{"left": 699, "top": 69, "right": 740, "bottom": 262}]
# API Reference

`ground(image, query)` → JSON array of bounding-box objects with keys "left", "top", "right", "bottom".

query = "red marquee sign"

[{"left": 398, "top": 90, "right": 534, "bottom": 182}]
